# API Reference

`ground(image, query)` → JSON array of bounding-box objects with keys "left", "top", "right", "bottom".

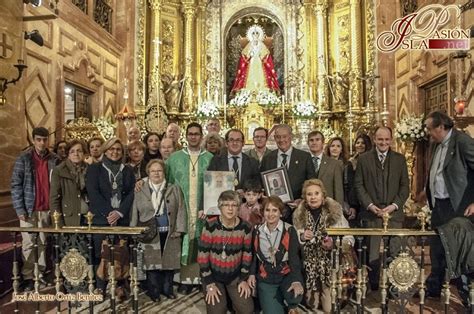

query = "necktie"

[
  {"left": 281, "top": 153, "right": 288, "bottom": 168},
  {"left": 379, "top": 153, "right": 385, "bottom": 168},
  {"left": 232, "top": 156, "right": 239, "bottom": 178},
  {"left": 312, "top": 156, "right": 320, "bottom": 176}
]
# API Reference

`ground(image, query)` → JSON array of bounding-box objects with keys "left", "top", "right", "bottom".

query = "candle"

[
  {"left": 124, "top": 79, "right": 129, "bottom": 100},
  {"left": 309, "top": 86, "right": 313, "bottom": 101},
  {"left": 282, "top": 95, "right": 286, "bottom": 124},
  {"left": 153, "top": 37, "right": 161, "bottom": 64},
  {"left": 348, "top": 90, "right": 352, "bottom": 112},
  {"left": 383, "top": 87, "right": 387, "bottom": 104},
  {"left": 223, "top": 94, "right": 227, "bottom": 128}
]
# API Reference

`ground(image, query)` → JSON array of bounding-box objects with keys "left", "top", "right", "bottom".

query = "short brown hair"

[
  {"left": 128, "top": 140, "right": 146, "bottom": 152},
  {"left": 262, "top": 196, "right": 285, "bottom": 215},
  {"left": 66, "top": 140, "right": 87, "bottom": 156},
  {"left": 307, "top": 130, "right": 325, "bottom": 142},
  {"left": 101, "top": 137, "right": 124, "bottom": 155}
]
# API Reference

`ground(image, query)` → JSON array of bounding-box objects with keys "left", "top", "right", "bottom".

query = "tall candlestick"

[
  {"left": 309, "top": 86, "right": 313, "bottom": 101},
  {"left": 383, "top": 87, "right": 387, "bottom": 104}
]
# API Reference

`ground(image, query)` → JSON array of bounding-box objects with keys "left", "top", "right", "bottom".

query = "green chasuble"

[{"left": 166, "top": 148, "right": 213, "bottom": 265}]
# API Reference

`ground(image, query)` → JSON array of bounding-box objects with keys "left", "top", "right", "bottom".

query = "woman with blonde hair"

[
  {"left": 202, "top": 133, "right": 224, "bottom": 156},
  {"left": 292, "top": 179, "right": 354, "bottom": 312}
]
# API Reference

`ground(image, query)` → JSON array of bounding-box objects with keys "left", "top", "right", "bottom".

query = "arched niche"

[{"left": 224, "top": 8, "right": 285, "bottom": 97}]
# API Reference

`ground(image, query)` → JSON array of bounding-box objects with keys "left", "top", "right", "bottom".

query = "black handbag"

[
  {"left": 137, "top": 217, "right": 158, "bottom": 243},
  {"left": 137, "top": 184, "right": 166, "bottom": 243}
]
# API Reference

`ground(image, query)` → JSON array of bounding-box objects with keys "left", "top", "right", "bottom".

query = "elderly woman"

[
  {"left": 50, "top": 140, "right": 88, "bottom": 226},
  {"left": 293, "top": 179, "right": 354, "bottom": 313},
  {"left": 202, "top": 133, "right": 224, "bottom": 155},
  {"left": 248, "top": 196, "right": 304, "bottom": 314},
  {"left": 344, "top": 134, "right": 372, "bottom": 225},
  {"left": 198, "top": 190, "right": 254, "bottom": 314},
  {"left": 127, "top": 140, "right": 147, "bottom": 180},
  {"left": 85, "top": 137, "right": 104, "bottom": 164},
  {"left": 86, "top": 137, "right": 135, "bottom": 294},
  {"left": 130, "top": 159, "right": 186, "bottom": 301},
  {"left": 325, "top": 137, "right": 348, "bottom": 164}
]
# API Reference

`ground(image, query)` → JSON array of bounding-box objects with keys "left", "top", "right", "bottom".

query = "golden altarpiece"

[{"left": 134, "top": 0, "right": 381, "bottom": 144}]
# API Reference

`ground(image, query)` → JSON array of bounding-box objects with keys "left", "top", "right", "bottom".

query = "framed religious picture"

[
  {"left": 261, "top": 167, "right": 293, "bottom": 203},
  {"left": 203, "top": 171, "right": 235, "bottom": 215}
]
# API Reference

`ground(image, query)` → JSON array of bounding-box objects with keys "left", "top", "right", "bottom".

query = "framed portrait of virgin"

[
  {"left": 261, "top": 167, "right": 293, "bottom": 203},
  {"left": 203, "top": 171, "right": 235, "bottom": 215}
]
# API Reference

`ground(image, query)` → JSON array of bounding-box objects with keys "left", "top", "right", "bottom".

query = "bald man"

[
  {"left": 354, "top": 126, "right": 409, "bottom": 291},
  {"left": 127, "top": 126, "right": 141, "bottom": 143},
  {"left": 160, "top": 137, "right": 176, "bottom": 161}
]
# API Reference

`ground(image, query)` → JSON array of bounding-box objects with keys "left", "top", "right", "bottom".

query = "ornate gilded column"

[
  {"left": 350, "top": 0, "right": 362, "bottom": 110},
  {"left": 314, "top": 0, "right": 329, "bottom": 110},
  {"left": 147, "top": 0, "right": 166, "bottom": 107},
  {"left": 182, "top": 2, "right": 196, "bottom": 113}
]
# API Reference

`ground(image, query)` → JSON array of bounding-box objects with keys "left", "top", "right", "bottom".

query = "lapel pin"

[{"left": 295, "top": 161, "right": 299, "bottom": 164}]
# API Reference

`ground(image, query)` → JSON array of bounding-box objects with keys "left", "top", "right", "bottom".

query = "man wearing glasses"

[
  {"left": 166, "top": 122, "right": 214, "bottom": 295},
  {"left": 246, "top": 127, "right": 271, "bottom": 165},
  {"left": 208, "top": 129, "right": 260, "bottom": 191}
]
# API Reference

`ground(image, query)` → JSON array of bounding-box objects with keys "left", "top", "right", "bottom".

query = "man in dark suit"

[
  {"left": 424, "top": 111, "right": 474, "bottom": 304},
  {"left": 207, "top": 129, "right": 260, "bottom": 191},
  {"left": 354, "top": 126, "right": 409, "bottom": 290},
  {"left": 260, "top": 124, "right": 316, "bottom": 221},
  {"left": 307, "top": 131, "right": 344, "bottom": 206}
]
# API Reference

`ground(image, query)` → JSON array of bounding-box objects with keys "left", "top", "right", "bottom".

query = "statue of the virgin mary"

[{"left": 231, "top": 25, "right": 280, "bottom": 94}]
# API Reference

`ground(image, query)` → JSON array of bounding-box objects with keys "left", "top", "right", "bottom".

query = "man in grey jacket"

[
  {"left": 11, "top": 127, "right": 59, "bottom": 291},
  {"left": 424, "top": 111, "right": 474, "bottom": 306}
]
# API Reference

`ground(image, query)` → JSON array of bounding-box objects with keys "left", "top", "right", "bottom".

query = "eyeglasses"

[
  {"left": 149, "top": 170, "right": 163, "bottom": 174},
  {"left": 220, "top": 203, "right": 239, "bottom": 208}
]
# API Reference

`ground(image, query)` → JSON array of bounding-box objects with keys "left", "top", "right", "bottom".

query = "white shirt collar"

[
  {"left": 262, "top": 220, "right": 283, "bottom": 234},
  {"left": 228, "top": 152, "right": 243, "bottom": 159},
  {"left": 278, "top": 146, "right": 293, "bottom": 156}
]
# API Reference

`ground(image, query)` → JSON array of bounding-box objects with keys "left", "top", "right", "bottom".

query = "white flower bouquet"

[
  {"left": 395, "top": 115, "right": 426, "bottom": 142},
  {"left": 292, "top": 100, "right": 317, "bottom": 118},
  {"left": 229, "top": 90, "right": 251, "bottom": 108},
  {"left": 196, "top": 100, "right": 219, "bottom": 118},
  {"left": 256, "top": 90, "right": 280, "bottom": 106},
  {"left": 93, "top": 117, "right": 116, "bottom": 140}
]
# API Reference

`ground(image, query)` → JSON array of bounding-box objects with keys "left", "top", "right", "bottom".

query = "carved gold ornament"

[
  {"left": 387, "top": 252, "right": 420, "bottom": 292},
  {"left": 59, "top": 249, "right": 88, "bottom": 286}
]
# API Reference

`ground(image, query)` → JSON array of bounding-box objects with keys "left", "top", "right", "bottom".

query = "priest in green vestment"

[{"left": 166, "top": 122, "right": 213, "bottom": 292}]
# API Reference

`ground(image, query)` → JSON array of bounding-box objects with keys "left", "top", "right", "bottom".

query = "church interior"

[{"left": 0, "top": 0, "right": 473, "bottom": 313}]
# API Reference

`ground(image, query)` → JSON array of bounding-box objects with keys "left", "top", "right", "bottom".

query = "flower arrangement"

[
  {"left": 256, "top": 90, "right": 280, "bottom": 106},
  {"left": 395, "top": 115, "right": 426, "bottom": 142},
  {"left": 93, "top": 116, "right": 116, "bottom": 140},
  {"left": 319, "top": 123, "right": 341, "bottom": 141},
  {"left": 292, "top": 100, "right": 317, "bottom": 118},
  {"left": 229, "top": 90, "right": 251, "bottom": 108},
  {"left": 196, "top": 100, "right": 219, "bottom": 118}
]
